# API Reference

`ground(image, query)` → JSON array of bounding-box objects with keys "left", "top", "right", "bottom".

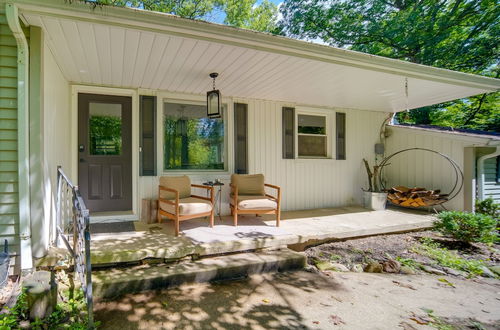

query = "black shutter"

[
  {"left": 234, "top": 103, "right": 248, "bottom": 174},
  {"left": 282, "top": 107, "right": 295, "bottom": 159},
  {"left": 336, "top": 112, "right": 346, "bottom": 160},
  {"left": 140, "top": 95, "right": 156, "bottom": 176}
]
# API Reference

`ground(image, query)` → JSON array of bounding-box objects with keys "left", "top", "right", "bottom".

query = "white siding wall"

[
  {"left": 42, "top": 41, "right": 70, "bottom": 245},
  {"left": 385, "top": 126, "right": 493, "bottom": 211},
  {"left": 139, "top": 99, "right": 388, "bottom": 214},
  {"left": 483, "top": 157, "right": 500, "bottom": 203}
]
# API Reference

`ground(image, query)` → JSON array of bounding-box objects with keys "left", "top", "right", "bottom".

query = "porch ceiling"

[{"left": 22, "top": 7, "right": 499, "bottom": 112}]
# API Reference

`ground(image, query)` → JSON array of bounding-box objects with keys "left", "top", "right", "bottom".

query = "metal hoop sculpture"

[{"left": 378, "top": 148, "right": 464, "bottom": 208}]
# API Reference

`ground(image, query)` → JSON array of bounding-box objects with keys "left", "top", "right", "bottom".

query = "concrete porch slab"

[{"left": 89, "top": 206, "right": 435, "bottom": 266}]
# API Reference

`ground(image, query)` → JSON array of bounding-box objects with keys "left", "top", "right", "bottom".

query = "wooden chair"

[
  {"left": 157, "top": 176, "right": 214, "bottom": 236},
  {"left": 229, "top": 174, "right": 281, "bottom": 227}
]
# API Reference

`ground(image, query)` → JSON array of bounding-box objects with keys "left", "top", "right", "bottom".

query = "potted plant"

[{"left": 362, "top": 158, "right": 388, "bottom": 210}]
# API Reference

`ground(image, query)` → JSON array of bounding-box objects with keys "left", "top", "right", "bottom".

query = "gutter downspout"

[
  {"left": 6, "top": 3, "right": 33, "bottom": 272},
  {"left": 476, "top": 146, "right": 500, "bottom": 202}
]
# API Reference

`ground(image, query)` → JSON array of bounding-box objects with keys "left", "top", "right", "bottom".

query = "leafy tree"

[
  {"left": 278, "top": 0, "right": 500, "bottom": 131},
  {"left": 90, "top": 0, "right": 278, "bottom": 32}
]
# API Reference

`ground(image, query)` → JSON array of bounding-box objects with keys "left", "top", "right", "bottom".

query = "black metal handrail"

[{"left": 55, "top": 166, "right": 94, "bottom": 327}]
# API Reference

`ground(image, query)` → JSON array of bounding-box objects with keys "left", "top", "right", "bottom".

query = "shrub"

[
  {"left": 434, "top": 211, "right": 497, "bottom": 244},
  {"left": 475, "top": 197, "right": 499, "bottom": 220}
]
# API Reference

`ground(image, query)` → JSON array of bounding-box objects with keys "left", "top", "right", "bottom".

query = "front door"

[{"left": 78, "top": 93, "right": 132, "bottom": 213}]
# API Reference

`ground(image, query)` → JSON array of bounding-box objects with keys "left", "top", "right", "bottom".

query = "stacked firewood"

[{"left": 386, "top": 186, "right": 448, "bottom": 207}]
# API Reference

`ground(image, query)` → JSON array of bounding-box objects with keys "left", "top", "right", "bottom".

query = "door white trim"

[{"left": 71, "top": 85, "right": 139, "bottom": 221}]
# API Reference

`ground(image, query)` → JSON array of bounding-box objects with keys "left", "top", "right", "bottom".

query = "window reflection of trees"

[
  {"left": 163, "top": 104, "right": 224, "bottom": 170},
  {"left": 89, "top": 115, "right": 122, "bottom": 155}
]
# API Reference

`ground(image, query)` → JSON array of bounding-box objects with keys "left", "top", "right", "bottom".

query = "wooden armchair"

[
  {"left": 229, "top": 174, "right": 281, "bottom": 227},
  {"left": 157, "top": 176, "right": 214, "bottom": 236}
]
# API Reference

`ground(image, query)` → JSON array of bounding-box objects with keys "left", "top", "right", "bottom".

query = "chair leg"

[
  {"left": 157, "top": 210, "right": 161, "bottom": 223},
  {"left": 210, "top": 210, "right": 214, "bottom": 228},
  {"left": 276, "top": 209, "right": 280, "bottom": 227},
  {"left": 175, "top": 217, "right": 180, "bottom": 237},
  {"left": 233, "top": 209, "right": 238, "bottom": 226}
]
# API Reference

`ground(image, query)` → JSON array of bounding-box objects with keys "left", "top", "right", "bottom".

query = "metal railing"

[{"left": 55, "top": 166, "right": 94, "bottom": 327}]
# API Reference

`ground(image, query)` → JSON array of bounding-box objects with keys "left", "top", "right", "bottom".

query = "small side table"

[{"left": 203, "top": 181, "right": 225, "bottom": 221}]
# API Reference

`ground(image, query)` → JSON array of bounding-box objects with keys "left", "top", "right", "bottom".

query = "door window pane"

[
  {"left": 163, "top": 102, "right": 225, "bottom": 170},
  {"left": 89, "top": 102, "right": 122, "bottom": 155}
]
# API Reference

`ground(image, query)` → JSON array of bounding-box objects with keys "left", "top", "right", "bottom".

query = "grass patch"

[
  {"left": 329, "top": 254, "right": 342, "bottom": 262},
  {"left": 412, "top": 238, "right": 487, "bottom": 277},
  {"left": 421, "top": 308, "right": 455, "bottom": 330},
  {"left": 396, "top": 256, "right": 423, "bottom": 270}
]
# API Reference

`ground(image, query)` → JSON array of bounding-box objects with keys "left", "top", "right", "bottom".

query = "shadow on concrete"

[{"left": 94, "top": 271, "right": 345, "bottom": 329}]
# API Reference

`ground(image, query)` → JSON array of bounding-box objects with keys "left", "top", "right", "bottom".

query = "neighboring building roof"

[
  {"left": 390, "top": 124, "right": 500, "bottom": 140},
  {"left": 9, "top": 0, "right": 500, "bottom": 112}
]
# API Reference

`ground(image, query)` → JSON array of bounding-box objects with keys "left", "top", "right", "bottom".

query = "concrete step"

[{"left": 92, "top": 248, "right": 305, "bottom": 299}]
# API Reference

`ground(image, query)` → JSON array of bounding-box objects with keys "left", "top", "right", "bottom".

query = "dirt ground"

[
  {"left": 305, "top": 231, "right": 499, "bottom": 275},
  {"left": 94, "top": 270, "right": 500, "bottom": 330}
]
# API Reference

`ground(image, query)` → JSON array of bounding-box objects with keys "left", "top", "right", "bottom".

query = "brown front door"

[{"left": 78, "top": 93, "right": 132, "bottom": 212}]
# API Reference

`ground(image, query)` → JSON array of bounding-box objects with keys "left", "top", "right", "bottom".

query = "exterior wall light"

[{"left": 207, "top": 72, "right": 221, "bottom": 118}]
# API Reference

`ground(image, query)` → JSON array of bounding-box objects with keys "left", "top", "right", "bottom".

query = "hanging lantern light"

[{"left": 207, "top": 72, "right": 221, "bottom": 118}]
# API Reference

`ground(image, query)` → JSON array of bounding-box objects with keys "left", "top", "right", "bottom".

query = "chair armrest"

[
  {"left": 191, "top": 184, "right": 214, "bottom": 203},
  {"left": 158, "top": 198, "right": 176, "bottom": 205},
  {"left": 264, "top": 183, "right": 281, "bottom": 203},
  {"left": 159, "top": 185, "right": 179, "bottom": 214}
]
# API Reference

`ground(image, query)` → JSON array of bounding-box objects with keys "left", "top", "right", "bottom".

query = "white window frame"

[
  {"left": 159, "top": 96, "right": 231, "bottom": 174},
  {"left": 295, "top": 110, "right": 332, "bottom": 159}
]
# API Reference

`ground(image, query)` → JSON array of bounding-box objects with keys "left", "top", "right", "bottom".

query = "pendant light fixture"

[{"left": 207, "top": 72, "right": 221, "bottom": 118}]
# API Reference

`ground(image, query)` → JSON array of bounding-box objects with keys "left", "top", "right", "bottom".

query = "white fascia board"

[{"left": 12, "top": 0, "right": 500, "bottom": 93}]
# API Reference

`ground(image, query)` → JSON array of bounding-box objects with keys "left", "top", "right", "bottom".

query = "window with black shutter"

[
  {"left": 282, "top": 107, "right": 295, "bottom": 159},
  {"left": 336, "top": 112, "right": 346, "bottom": 160},
  {"left": 234, "top": 103, "right": 248, "bottom": 174},
  {"left": 139, "top": 95, "right": 156, "bottom": 176}
]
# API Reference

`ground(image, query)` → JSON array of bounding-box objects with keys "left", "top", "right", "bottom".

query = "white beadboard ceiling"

[{"left": 24, "top": 13, "right": 497, "bottom": 112}]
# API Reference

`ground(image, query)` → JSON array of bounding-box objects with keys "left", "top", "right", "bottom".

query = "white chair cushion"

[
  {"left": 237, "top": 195, "right": 277, "bottom": 210},
  {"left": 160, "top": 197, "right": 213, "bottom": 215}
]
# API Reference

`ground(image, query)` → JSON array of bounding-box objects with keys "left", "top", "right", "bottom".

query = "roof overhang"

[{"left": 13, "top": 0, "right": 500, "bottom": 112}]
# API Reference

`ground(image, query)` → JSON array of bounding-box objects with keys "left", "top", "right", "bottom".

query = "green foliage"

[
  {"left": 475, "top": 197, "right": 500, "bottom": 220},
  {"left": 91, "top": 0, "right": 278, "bottom": 32},
  {"left": 278, "top": 0, "right": 500, "bottom": 132},
  {"left": 89, "top": 115, "right": 122, "bottom": 155},
  {"left": 421, "top": 308, "right": 455, "bottom": 330},
  {"left": 395, "top": 256, "right": 422, "bottom": 270},
  {"left": 413, "top": 238, "right": 487, "bottom": 277},
  {"left": 0, "top": 288, "right": 97, "bottom": 329},
  {"left": 222, "top": 0, "right": 278, "bottom": 32},
  {"left": 163, "top": 113, "right": 224, "bottom": 170},
  {"left": 434, "top": 211, "right": 497, "bottom": 243},
  {"left": 0, "top": 290, "right": 28, "bottom": 329}
]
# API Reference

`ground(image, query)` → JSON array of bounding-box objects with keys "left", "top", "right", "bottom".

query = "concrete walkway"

[
  {"left": 94, "top": 271, "right": 500, "bottom": 330},
  {"left": 90, "top": 206, "right": 435, "bottom": 265}
]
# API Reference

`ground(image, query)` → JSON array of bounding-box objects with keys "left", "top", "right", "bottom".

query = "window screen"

[{"left": 298, "top": 114, "right": 327, "bottom": 158}]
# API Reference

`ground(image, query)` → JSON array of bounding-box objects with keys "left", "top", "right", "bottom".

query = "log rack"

[{"left": 378, "top": 148, "right": 464, "bottom": 212}]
